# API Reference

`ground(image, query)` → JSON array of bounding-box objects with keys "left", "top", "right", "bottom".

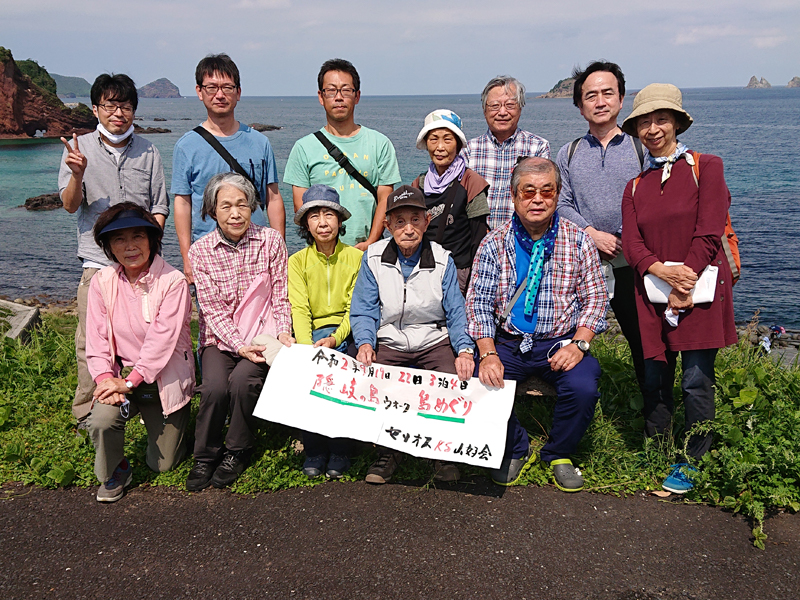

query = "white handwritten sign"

[{"left": 253, "top": 344, "right": 516, "bottom": 469}]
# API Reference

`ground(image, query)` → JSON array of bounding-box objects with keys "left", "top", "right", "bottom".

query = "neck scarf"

[
  {"left": 424, "top": 154, "right": 466, "bottom": 195},
  {"left": 647, "top": 141, "right": 693, "bottom": 185},
  {"left": 512, "top": 211, "right": 559, "bottom": 322},
  {"left": 97, "top": 123, "right": 134, "bottom": 145}
]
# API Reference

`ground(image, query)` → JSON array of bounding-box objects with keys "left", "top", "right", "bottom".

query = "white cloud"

[{"left": 674, "top": 25, "right": 788, "bottom": 49}]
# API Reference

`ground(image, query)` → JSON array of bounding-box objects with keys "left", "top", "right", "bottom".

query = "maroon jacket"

[{"left": 622, "top": 154, "right": 737, "bottom": 361}]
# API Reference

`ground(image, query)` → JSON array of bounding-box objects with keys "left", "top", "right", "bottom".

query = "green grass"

[{"left": 1, "top": 314, "right": 798, "bottom": 548}]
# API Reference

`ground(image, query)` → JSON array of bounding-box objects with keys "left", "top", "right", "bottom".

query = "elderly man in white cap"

[
  {"left": 288, "top": 184, "right": 364, "bottom": 479},
  {"left": 412, "top": 109, "right": 490, "bottom": 294}
]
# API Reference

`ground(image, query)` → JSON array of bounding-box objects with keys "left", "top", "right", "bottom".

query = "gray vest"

[{"left": 367, "top": 238, "right": 451, "bottom": 353}]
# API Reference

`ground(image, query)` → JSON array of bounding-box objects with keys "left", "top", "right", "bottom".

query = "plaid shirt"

[
  {"left": 465, "top": 216, "right": 608, "bottom": 353},
  {"left": 463, "top": 128, "right": 550, "bottom": 230},
  {"left": 189, "top": 224, "right": 291, "bottom": 353}
]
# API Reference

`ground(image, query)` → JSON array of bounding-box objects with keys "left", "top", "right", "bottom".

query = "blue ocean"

[{"left": 0, "top": 88, "right": 798, "bottom": 326}]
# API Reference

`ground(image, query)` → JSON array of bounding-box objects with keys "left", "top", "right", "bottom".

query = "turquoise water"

[{"left": 0, "top": 89, "right": 798, "bottom": 326}]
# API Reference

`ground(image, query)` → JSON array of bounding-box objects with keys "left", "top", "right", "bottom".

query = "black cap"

[{"left": 386, "top": 185, "right": 427, "bottom": 213}]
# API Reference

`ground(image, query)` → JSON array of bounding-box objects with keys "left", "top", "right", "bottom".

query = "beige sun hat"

[
  {"left": 415, "top": 109, "right": 467, "bottom": 150},
  {"left": 621, "top": 83, "right": 693, "bottom": 137}
]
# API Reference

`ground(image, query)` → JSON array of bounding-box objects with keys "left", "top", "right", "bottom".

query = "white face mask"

[{"left": 97, "top": 122, "right": 135, "bottom": 145}]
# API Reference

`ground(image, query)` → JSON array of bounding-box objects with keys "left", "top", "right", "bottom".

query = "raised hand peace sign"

[{"left": 60, "top": 133, "right": 88, "bottom": 177}]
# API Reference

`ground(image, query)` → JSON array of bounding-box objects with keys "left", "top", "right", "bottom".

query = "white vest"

[{"left": 367, "top": 238, "right": 451, "bottom": 353}]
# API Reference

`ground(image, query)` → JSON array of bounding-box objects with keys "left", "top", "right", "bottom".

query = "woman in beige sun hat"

[{"left": 620, "top": 83, "right": 737, "bottom": 495}]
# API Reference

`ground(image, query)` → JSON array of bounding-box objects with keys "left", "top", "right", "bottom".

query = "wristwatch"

[
  {"left": 571, "top": 339, "right": 590, "bottom": 354},
  {"left": 459, "top": 348, "right": 474, "bottom": 356},
  {"left": 124, "top": 379, "right": 134, "bottom": 390}
]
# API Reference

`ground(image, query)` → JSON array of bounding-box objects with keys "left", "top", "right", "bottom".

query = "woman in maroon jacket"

[{"left": 620, "top": 84, "right": 737, "bottom": 494}]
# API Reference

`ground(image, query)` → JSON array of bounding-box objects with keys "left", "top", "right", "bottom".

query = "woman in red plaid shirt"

[{"left": 186, "top": 172, "right": 294, "bottom": 492}]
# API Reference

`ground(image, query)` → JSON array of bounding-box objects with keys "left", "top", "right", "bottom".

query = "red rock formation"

[{"left": 0, "top": 47, "right": 96, "bottom": 139}]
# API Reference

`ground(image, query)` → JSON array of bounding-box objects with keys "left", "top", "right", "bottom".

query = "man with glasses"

[
  {"left": 172, "top": 53, "right": 285, "bottom": 284},
  {"left": 463, "top": 76, "right": 550, "bottom": 230},
  {"left": 556, "top": 61, "right": 647, "bottom": 395},
  {"left": 59, "top": 73, "right": 169, "bottom": 427},
  {"left": 284, "top": 58, "right": 400, "bottom": 250},
  {"left": 465, "top": 157, "right": 607, "bottom": 491}
]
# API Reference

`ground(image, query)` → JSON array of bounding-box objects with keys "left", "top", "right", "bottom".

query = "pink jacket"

[{"left": 86, "top": 255, "right": 195, "bottom": 416}]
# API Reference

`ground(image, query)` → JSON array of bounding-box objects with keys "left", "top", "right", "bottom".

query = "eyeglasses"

[
  {"left": 485, "top": 100, "right": 519, "bottom": 113},
  {"left": 98, "top": 103, "right": 134, "bottom": 115},
  {"left": 200, "top": 84, "right": 238, "bottom": 95},
  {"left": 517, "top": 186, "right": 557, "bottom": 201},
  {"left": 320, "top": 87, "right": 357, "bottom": 99}
]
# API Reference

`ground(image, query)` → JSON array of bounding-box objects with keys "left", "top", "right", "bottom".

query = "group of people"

[{"left": 58, "top": 55, "right": 736, "bottom": 503}]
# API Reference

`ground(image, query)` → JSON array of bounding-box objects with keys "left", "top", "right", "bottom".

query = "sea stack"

[
  {"left": 137, "top": 78, "right": 181, "bottom": 98},
  {"left": 537, "top": 77, "right": 575, "bottom": 99},
  {"left": 787, "top": 77, "right": 800, "bottom": 88},
  {"left": 745, "top": 76, "right": 771, "bottom": 89}
]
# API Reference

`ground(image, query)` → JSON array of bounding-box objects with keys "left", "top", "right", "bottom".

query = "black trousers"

[
  {"left": 193, "top": 346, "right": 269, "bottom": 462},
  {"left": 610, "top": 266, "right": 646, "bottom": 392},
  {"left": 642, "top": 348, "right": 718, "bottom": 460}
]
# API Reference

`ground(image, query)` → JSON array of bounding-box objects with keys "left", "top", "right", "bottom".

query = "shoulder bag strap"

[
  {"left": 313, "top": 130, "right": 379, "bottom": 200},
  {"left": 566, "top": 137, "right": 582, "bottom": 166},
  {"left": 631, "top": 136, "right": 645, "bottom": 171},
  {"left": 192, "top": 126, "right": 259, "bottom": 193},
  {"left": 499, "top": 277, "right": 528, "bottom": 323}
]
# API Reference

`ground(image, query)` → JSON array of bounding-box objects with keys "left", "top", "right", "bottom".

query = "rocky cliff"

[
  {"left": 137, "top": 78, "right": 181, "bottom": 98},
  {"left": 787, "top": 77, "right": 800, "bottom": 88},
  {"left": 745, "top": 76, "right": 771, "bottom": 89},
  {"left": 537, "top": 77, "right": 575, "bottom": 99},
  {"left": 0, "top": 47, "right": 96, "bottom": 139}
]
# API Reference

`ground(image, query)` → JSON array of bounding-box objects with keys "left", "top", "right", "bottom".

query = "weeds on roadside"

[{"left": 1, "top": 314, "right": 798, "bottom": 548}]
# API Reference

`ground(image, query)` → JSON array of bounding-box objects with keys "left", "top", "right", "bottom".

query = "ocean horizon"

[{"left": 1, "top": 87, "right": 798, "bottom": 327}]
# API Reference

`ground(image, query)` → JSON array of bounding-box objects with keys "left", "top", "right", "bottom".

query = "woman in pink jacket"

[{"left": 86, "top": 203, "right": 194, "bottom": 503}]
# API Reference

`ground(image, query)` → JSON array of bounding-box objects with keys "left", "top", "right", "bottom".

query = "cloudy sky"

[{"left": 2, "top": 0, "right": 798, "bottom": 96}]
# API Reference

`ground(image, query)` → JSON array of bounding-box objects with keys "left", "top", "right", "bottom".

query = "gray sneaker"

[
  {"left": 551, "top": 458, "right": 584, "bottom": 492},
  {"left": 490, "top": 446, "right": 535, "bottom": 486},
  {"left": 96, "top": 459, "right": 133, "bottom": 503}
]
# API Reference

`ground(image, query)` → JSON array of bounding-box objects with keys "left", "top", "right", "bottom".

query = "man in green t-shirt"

[{"left": 283, "top": 59, "right": 401, "bottom": 250}]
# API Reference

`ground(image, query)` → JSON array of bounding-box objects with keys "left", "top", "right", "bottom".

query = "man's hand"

[
  {"left": 586, "top": 227, "right": 622, "bottom": 260},
  {"left": 356, "top": 344, "right": 376, "bottom": 366},
  {"left": 478, "top": 354, "right": 505, "bottom": 388},
  {"left": 93, "top": 377, "right": 128, "bottom": 405},
  {"left": 354, "top": 241, "right": 370, "bottom": 251},
  {"left": 182, "top": 259, "right": 194, "bottom": 285},
  {"left": 60, "top": 133, "right": 87, "bottom": 178},
  {"left": 313, "top": 336, "right": 337, "bottom": 349},
  {"left": 548, "top": 343, "right": 584, "bottom": 372},
  {"left": 239, "top": 345, "right": 267, "bottom": 364},
  {"left": 455, "top": 353, "right": 475, "bottom": 382}
]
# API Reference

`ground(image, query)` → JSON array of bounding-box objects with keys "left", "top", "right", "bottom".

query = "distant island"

[
  {"left": 137, "top": 78, "right": 181, "bottom": 98},
  {"left": 537, "top": 77, "right": 574, "bottom": 99},
  {"left": 787, "top": 77, "right": 800, "bottom": 88},
  {"left": 0, "top": 47, "right": 96, "bottom": 139},
  {"left": 51, "top": 73, "right": 91, "bottom": 98},
  {"left": 746, "top": 76, "right": 771, "bottom": 89},
  {"left": 249, "top": 122, "right": 281, "bottom": 132}
]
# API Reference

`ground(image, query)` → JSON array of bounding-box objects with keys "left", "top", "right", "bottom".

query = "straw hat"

[
  {"left": 621, "top": 83, "right": 693, "bottom": 137},
  {"left": 415, "top": 109, "right": 467, "bottom": 150}
]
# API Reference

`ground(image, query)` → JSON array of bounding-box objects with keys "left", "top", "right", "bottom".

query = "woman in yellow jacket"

[{"left": 288, "top": 185, "right": 363, "bottom": 478}]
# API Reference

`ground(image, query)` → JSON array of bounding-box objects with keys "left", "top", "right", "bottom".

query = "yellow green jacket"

[{"left": 288, "top": 241, "right": 363, "bottom": 346}]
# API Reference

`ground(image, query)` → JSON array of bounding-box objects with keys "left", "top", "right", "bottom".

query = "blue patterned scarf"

[
  {"left": 647, "top": 141, "right": 693, "bottom": 185},
  {"left": 512, "top": 212, "right": 559, "bottom": 322}
]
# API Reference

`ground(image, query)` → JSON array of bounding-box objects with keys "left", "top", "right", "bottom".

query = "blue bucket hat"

[
  {"left": 98, "top": 209, "right": 161, "bottom": 236},
  {"left": 294, "top": 184, "right": 352, "bottom": 225}
]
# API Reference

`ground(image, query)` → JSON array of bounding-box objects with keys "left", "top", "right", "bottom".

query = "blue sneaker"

[
  {"left": 662, "top": 463, "right": 697, "bottom": 494},
  {"left": 303, "top": 454, "right": 327, "bottom": 478},
  {"left": 326, "top": 454, "right": 351, "bottom": 479}
]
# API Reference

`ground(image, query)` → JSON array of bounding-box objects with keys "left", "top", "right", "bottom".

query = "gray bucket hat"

[
  {"left": 621, "top": 83, "right": 693, "bottom": 137},
  {"left": 294, "top": 184, "right": 352, "bottom": 225}
]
